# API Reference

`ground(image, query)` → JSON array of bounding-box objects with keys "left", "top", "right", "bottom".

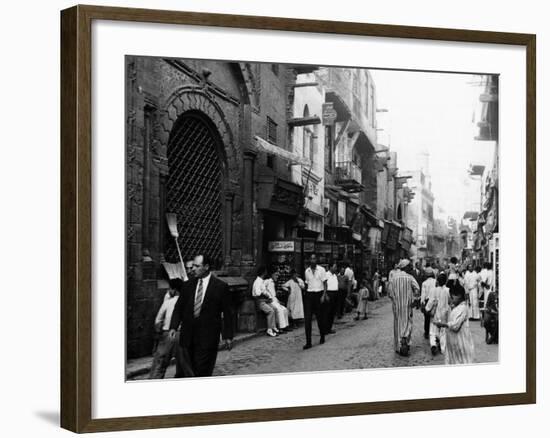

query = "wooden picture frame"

[{"left": 60, "top": 4, "right": 536, "bottom": 433}]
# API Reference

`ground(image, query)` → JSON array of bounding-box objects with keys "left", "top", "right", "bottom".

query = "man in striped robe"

[{"left": 389, "top": 259, "right": 420, "bottom": 356}]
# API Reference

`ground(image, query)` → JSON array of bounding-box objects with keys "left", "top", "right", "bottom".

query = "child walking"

[
  {"left": 433, "top": 283, "right": 475, "bottom": 365},
  {"left": 354, "top": 279, "right": 370, "bottom": 321}
]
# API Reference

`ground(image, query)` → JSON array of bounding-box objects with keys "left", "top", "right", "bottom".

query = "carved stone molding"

[{"left": 161, "top": 87, "right": 242, "bottom": 183}]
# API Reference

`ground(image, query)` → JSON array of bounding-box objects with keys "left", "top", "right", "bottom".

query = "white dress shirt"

[
  {"left": 252, "top": 276, "right": 269, "bottom": 298},
  {"left": 479, "top": 269, "right": 493, "bottom": 290},
  {"left": 325, "top": 271, "right": 339, "bottom": 291},
  {"left": 305, "top": 265, "right": 327, "bottom": 292},
  {"left": 463, "top": 271, "right": 479, "bottom": 291},
  {"left": 421, "top": 277, "right": 436, "bottom": 303},
  {"left": 344, "top": 267, "right": 355, "bottom": 282}
]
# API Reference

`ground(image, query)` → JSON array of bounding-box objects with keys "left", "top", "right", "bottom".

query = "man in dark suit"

[{"left": 169, "top": 254, "right": 234, "bottom": 377}]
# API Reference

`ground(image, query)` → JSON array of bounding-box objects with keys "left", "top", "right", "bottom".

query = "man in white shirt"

[
  {"left": 252, "top": 266, "right": 278, "bottom": 337},
  {"left": 324, "top": 263, "right": 340, "bottom": 335},
  {"left": 463, "top": 264, "right": 481, "bottom": 319},
  {"left": 342, "top": 262, "right": 356, "bottom": 311},
  {"left": 448, "top": 256, "right": 459, "bottom": 281},
  {"left": 344, "top": 263, "right": 356, "bottom": 291},
  {"left": 420, "top": 268, "right": 436, "bottom": 340},
  {"left": 303, "top": 254, "right": 328, "bottom": 349},
  {"left": 149, "top": 279, "right": 193, "bottom": 379}
]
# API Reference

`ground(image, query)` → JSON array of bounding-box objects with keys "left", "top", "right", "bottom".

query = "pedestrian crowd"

[
  {"left": 387, "top": 256, "right": 498, "bottom": 364},
  {"left": 254, "top": 254, "right": 363, "bottom": 350},
  {"left": 145, "top": 251, "right": 498, "bottom": 380}
]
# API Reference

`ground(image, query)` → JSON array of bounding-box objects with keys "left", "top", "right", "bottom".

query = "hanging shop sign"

[
  {"left": 322, "top": 102, "right": 338, "bottom": 126},
  {"left": 303, "top": 241, "right": 315, "bottom": 253},
  {"left": 268, "top": 241, "right": 295, "bottom": 252},
  {"left": 315, "top": 242, "right": 333, "bottom": 254}
]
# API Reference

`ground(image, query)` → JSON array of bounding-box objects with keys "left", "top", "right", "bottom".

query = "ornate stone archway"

[
  {"left": 159, "top": 88, "right": 242, "bottom": 266},
  {"left": 160, "top": 86, "right": 241, "bottom": 187}
]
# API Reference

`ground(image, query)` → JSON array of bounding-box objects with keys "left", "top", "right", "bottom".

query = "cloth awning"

[{"left": 254, "top": 136, "right": 310, "bottom": 166}]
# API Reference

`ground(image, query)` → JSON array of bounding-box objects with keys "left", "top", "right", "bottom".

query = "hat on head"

[{"left": 397, "top": 259, "right": 410, "bottom": 269}]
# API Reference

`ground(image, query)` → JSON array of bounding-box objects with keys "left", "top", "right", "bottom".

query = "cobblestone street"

[{"left": 133, "top": 297, "right": 498, "bottom": 380}]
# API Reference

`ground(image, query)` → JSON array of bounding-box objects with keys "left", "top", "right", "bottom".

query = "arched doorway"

[{"left": 165, "top": 111, "right": 225, "bottom": 268}]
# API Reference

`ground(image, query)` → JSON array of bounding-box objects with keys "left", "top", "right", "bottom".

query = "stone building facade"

[
  {"left": 125, "top": 57, "right": 311, "bottom": 358},
  {"left": 126, "top": 57, "right": 411, "bottom": 358}
]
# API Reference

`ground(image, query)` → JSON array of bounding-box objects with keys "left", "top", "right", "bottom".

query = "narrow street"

[{"left": 133, "top": 297, "right": 497, "bottom": 380}]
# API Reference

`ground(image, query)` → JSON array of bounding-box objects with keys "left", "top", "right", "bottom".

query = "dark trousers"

[
  {"left": 180, "top": 343, "right": 218, "bottom": 377},
  {"left": 325, "top": 290, "right": 339, "bottom": 332},
  {"left": 304, "top": 292, "right": 326, "bottom": 345},
  {"left": 484, "top": 313, "right": 499, "bottom": 344},
  {"left": 178, "top": 320, "right": 219, "bottom": 377},
  {"left": 337, "top": 288, "right": 347, "bottom": 317},
  {"left": 423, "top": 309, "right": 431, "bottom": 337}
]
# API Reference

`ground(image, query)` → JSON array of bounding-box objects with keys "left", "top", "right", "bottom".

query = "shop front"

[
  {"left": 265, "top": 240, "right": 300, "bottom": 304},
  {"left": 237, "top": 173, "right": 304, "bottom": 331},
  {"left": 382, "top": 220, "right": 403, "bottom": 273},
  {"left": 399, "top": 226, "right": 413, "bottom": 260},
  {"left": 324, "top": 225, "right": 361, "bottom": 273}
]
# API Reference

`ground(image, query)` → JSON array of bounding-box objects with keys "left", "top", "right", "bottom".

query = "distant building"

[
  {"left": 315, "top": 67, "right": 382, "bottom": 277},
  {"left": 401, "top": 152, "right": 435, "bottom": 266}
]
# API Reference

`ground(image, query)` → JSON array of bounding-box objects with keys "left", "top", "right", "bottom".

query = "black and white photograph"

[
  {"left": 125, "top": 57, "right": 500, "bottom": 380},
  {"left": 1, "top": 0, "right": 545, "bottom": 435}
]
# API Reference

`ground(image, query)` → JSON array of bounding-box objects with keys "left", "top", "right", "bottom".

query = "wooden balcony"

[{"left": 335, "top": 161, "right": 363, "bottom": 193}]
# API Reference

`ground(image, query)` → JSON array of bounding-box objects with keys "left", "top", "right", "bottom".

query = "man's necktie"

[{"left": 194, "top": 279, "right": 204, "bottom": 318}]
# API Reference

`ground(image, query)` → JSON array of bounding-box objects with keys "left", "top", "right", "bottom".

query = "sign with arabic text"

[{"left": 268, "top": 241, "right": 295, "bottom": 252}]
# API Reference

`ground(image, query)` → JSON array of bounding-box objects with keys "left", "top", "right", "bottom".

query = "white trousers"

[
  {"left": 468, "top": 287, "right": 480, "bottom": 319},
  {"left": 270, "top": 299, "right": 289, "bottom": 329}
]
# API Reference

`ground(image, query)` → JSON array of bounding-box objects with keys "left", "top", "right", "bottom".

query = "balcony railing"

[{"left": 335, "top": 161, "right": 363, "bottom": 192}]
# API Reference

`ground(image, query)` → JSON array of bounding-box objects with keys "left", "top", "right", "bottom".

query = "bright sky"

[{"left": 370, "top": 69, "right": 496, "bottom": 222}]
